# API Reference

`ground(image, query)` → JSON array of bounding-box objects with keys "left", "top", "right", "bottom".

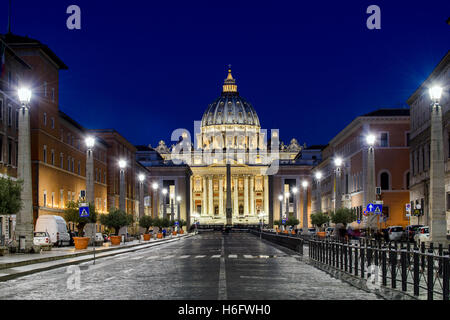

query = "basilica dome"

[{"left": 201, "top": 69, "right": 260, "bottom": 128}]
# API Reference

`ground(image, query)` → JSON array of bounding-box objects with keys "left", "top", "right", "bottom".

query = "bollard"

[
  {"left": 340, "top": 242, "right": 344, "bottom": 271},
  {"left": 443, "top": 256, "right": 449, "bottom": 301},
  {"left": 421, "top": 242, "right": 426, "bottom": 270},
  {"left": 355, "top": 244, "right": 359, "bottom": 277},
  {"left": 349, "top": 243, "right": 353, "bottom": 274},
  {"left": 344, "top": 242, "right": 348, "bottom": 272},
  {"left": 382, "top": 246, "right": 387, "bottom": 287},
  {"left": 438, "top": 243, "right": 443, "bottom": 277},
  {"left": 361, "top": 242, "right": 365, "bottom": 279},
  {"left": 401, "top": 245, "right": 407, "bottom": 292},
  {"left": 427, "top": 252, "right": 434, "bottom": 300},
  {"left": 391, "top": 243, "right": 397, "bottom": 289}
]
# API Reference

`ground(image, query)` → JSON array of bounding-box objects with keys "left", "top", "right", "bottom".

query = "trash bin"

[{"left": 19, "top": 236, "right": 26, "bottom": 252}]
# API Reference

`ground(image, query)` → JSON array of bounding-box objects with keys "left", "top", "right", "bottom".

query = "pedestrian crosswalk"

[{"left": 135, "top": 254, "right": 295, "bottom": 261}]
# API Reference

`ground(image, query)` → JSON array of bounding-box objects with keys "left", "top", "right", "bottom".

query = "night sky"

[{"left": 3, "top": 0, "right": 450, "bottom": 147}]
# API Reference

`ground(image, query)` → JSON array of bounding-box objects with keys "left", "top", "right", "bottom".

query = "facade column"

[
  {"left": 334, "top": 167, "right": 342, "bottom": 212},
  {"left": 219, "top": 176, "right": 224, "bottom": 216},
  {"left": 250, "top": 176, "right": 255, "bottom": 215},
  {"left": 208, "top": 176, "right": 213, "bottom": 215},
  {"left": 119, "top": 168, "right": 125, "bottom": 211},
  {"left": 302, "top": 185, "right": 309, "bottom": 234},
  {"left": 317, "top": 180, "right": 322, "bottom": 213},
  {"left": 190, "top": 176, "right": 194, "bottom": 216},
  {"left": 365, "top": 145, "right": 377, "bottom": 230},
  {"left": 244, "top": 175, "right": 249, "bottom": 215},
  {"left": 202, "top": 176, "right": 207, "bottom": 216},
  {"left": 264, "top": 175, "right": 269, "bottom": 215},
  {"left": 86, "top": 147, "right": 94, "bottom": 205},
  {"left": 233, "top": 176, "right": 238, "bottom": 216}
]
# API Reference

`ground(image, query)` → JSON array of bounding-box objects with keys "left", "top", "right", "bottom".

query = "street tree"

[
  {"left": 99, "top": 208, "right": 133, "bottom": 235},
  {"left": 310, "top": 212, "right": 330, "bottom": 231},
  {"left": 64, "top": 201, "right": 97, "bottom": 236},
  {"left": 138, "top": 215, "right": 153, "bottom": 234},
  {"left": 0, "top": 177, "right": 23, "bottom": 216}
]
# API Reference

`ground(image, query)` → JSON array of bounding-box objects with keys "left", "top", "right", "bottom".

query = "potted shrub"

[
  {"left": 139, "top": 215, "right": 153, "bottom": 241},
  {"left": 178, "top": 220, "right": 187, "bottom": 234},
  {"left": 0, "top": 177, "right": 23, "bottom": 253},
  {"left": 310, "top": 212, "right": 330, "bottom": 238},
  {"left": 100, "top": 209, "right": 133, "bottom": 245},
  {"left": 153, "top": 218, "right": 164, "bottom": 239},
  {"left": 331, "top": 208, "right": 357, "bottom": 240},
  {"left": 286, "top": 217, "right": 300, "bottom": 235},
  {"left": 273, "top": 220, "right": 281, "bottom": 233},
  {"left": 64, "top": 201, "right": 97, "bottom": 250}
]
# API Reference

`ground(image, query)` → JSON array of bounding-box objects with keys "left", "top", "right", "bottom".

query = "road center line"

[{"left": 218, "top": 238, "right": 227, "bottom": 300}]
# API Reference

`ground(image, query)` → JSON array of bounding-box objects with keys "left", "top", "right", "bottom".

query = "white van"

[{"left": 35, "top": 215, "right": 71, "bottom": 247}]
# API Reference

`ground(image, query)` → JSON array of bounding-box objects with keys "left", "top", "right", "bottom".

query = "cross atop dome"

[{"left": 223, "top": 66, "right": 237, "bottom": 93}]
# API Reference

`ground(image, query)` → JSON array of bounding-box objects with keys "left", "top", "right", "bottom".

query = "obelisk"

[{"left": 226, "top": 163, "right": 233, "bottom": 225}]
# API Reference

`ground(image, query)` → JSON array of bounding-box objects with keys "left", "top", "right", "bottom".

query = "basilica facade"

[{"left": 137, "top": 69, "right": 321, "bottom": 227}]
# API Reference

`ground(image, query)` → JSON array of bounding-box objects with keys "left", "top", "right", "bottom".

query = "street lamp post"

[
  {"left": 315, "top": 171, "right": 323, "bottom": 213},
  {"left": 138, "top": 174, "right": 145, "bottom": 220},
  {"left": 285, "top": 191, "right": 290, "bottom": 227},
  {"left": 118, "top": 159, "right": 126, "bottom": 242},
  {"left": 334, "top": 157, "right": 343, "bottom": 214},
  {"left": 170, "top": 193, "right": 175, "bottom": 222},
  {"left": 365, "top": 134, "right": 377, "bottom": 234},
  {"left": 162, "top": 188, "right": 168, "bottom": 220},
  {"left": 16, "top": 88, "right": 34, "bottom": 252},
  {"left": 278, "top": 195, "right": 283, "bottom": 231},
  {"left": 428, "top": 86, "right": 446, "bottom": 244},
  {"left": 302, "top": 180, "right": 309, "bottom": 235},
  {"left": 152, "top": 182, "right": 159, "bottom": 217},
  {"left": 176, "top": 196, "right": 181, "bottom": 232},
  {"left": 85, "top": 137, "right": 95, "bottom": 205},
  {"left": 292, "top": 187, "right": 298, "bottom": 222}
]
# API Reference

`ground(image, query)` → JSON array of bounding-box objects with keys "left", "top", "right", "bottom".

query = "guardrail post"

[
  {"left": 443, "top": 256, "right": 449, "bottom": 301},
  {"left": 361, "top": 240, "right": 365, "bottom": 279},
  {"left": 355, "top": 243, "right": 359, "bottom": 277},
  {"left": 340, "top": 242, "right": 344, "bottom": 271},
  {"left": 344, "top": 241, "right": 348, "bottom": 272},
  {"left": 421, "top": 242, "right": 425, "bottom": 270},
  {"left": 332, "top": 241, "right": 335, "bottom": 267},
  {"left": 413, "top": 247, "right": 419, "bottom": 296},
  {"left": 349, "top": 242, "right": 353, "bottom": 274},
  {"left": 382, "top": 245, "right": 387, "bottom": 287},
  {"left": 401, "top": 243, "right": 407, "bottom": 292},
  {"left": 427, "top": 243, "right": 434, "bottom": 300},
  {"left": 438, "top": 243, "right": 443, "bottom": 277},
  {"left": 391, "top": 242, "right": 397, "bottom": 289}
]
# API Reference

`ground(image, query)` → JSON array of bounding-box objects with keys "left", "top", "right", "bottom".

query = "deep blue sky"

[{"left": 3, "top": 0, "right": 449, "bottom": 147}]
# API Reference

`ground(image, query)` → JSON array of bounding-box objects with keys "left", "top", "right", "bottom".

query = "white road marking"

[
  {"left": 259, "top": 255, "right": 270, "bottom": 259},
  {"left": 228, "top": 254, "right": 237, "bottom": 258},
  {"left": 131, "top": 256, "right": 143, "bottom": 260},
  {"left": 218, "top": 238, "right": 227, "bottom": 300},
  {"left": 104, "top": 277, "right": 116, "bottom": 282},
  {"left": 240, "top": 275, "right": 287, "bottom": 280},
  {"left": 162, "top": 255, "right": 174, "bottom": 260},
  {"left": 211, "top": 255, "right": 221, "bottom": 258},
  {"left": 146, "top": 256, "right": 158, "bottom": 260},
  {"left": 195, "top": 255, "right": 206, "bottom": 258},
  {"left": 243, "top": 255, "right": 254, "bottom": 259},
  {"left": 179, "top": 255, "right": 190, "bottom": 259}
]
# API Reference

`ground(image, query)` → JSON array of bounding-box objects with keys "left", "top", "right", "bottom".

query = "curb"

[{"left": 0, "top": 234, "right": 194, "bottom": 282}]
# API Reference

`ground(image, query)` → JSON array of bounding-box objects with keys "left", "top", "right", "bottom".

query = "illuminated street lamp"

[
  {"left": 138, "top": 174, "right": 145, "bottom": 221},
  {"left": 152, "top": 182, "right": 159, "bottom": 190},
  {"left": 366, "top": 134, "right": 376, "bottom": 147},
  {"left": 118, "top": 159, "right": 127, "bottom": 212},
  {"left": 302, "top": 180, "right": 309, "bottom": 234},
  {"left": 85, "top": 136, "right": 95, "bottom": 205},
  {"left": 365, "top": 133, "right": 377, "bottom": 233},
  {"left": 16, "top": 88, "right": 34, "bottom": 252},
  {"left": 314, "top": 171, "right": 323, "bottom": 214},
  {"left": 428, "top": 85, "right": 446, "bottom": 244}
]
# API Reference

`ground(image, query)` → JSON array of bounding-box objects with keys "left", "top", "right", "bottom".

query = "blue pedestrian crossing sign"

[
  {"left": 175, "top": 221, "right": 179, "bottom": 226},
  {"left": 282, "top": 219, "right": 286, "bottom": 225},
  {"left": 79, "top": 205, "right": 90, "bottom": 218},
  {"left": 373, "top": 204, "right": 383, "bottom": 215}
]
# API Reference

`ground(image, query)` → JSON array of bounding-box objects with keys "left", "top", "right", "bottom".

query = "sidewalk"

[{"left": 0, "top": 233, "right": 194, "bottom": 282}]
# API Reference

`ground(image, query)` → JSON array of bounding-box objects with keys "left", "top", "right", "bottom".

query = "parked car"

[
  {"left": 33, "top": 231, "right": 51, "bottom": 246},
  {"left": 325, "top": 227, "right": 334, "bottom": 237},
  {"left": 35, "top": 215, "right": 71, "bottom": 247},
  {"left": 414, "top": 226, "right": 430, "bottom": 245},
  {"left": 405, "top": 225, "right": 424, "bottom": 242},
  {"left": 387, "top": 226, "right": 404, "bottom": 241},
  {"left": 308, "top": 228, "right": 316, "bottom": 236}
]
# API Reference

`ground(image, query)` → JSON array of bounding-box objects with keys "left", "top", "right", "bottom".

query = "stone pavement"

[
  {"left": 0, "top": 232, "right": 382, "bottom": 300},
  {"left": 0, "top": 233, "right": 193, "bottom": 282}
]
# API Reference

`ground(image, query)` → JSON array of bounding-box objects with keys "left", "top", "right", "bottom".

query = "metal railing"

[
  {"left": 250, "top": 229, "right": 304, "bottom": 255},
  {"left": 308, "top": 237, "right": 449, "bottom": 300}
]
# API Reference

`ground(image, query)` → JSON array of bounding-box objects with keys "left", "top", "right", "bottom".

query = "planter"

[
  {"left": 157, "top": 233, "right": 163, "bottom": 239},
  {"left": 110, "top": 235, "right": 122, "bottom": 246},
  {"left": 143, "top": 234, "right": 151, "bottom": 241},
  {"left": 179, "top": 230, "right": 184, "bottom": 235},
  {"left": 73, "top": 237, "right": 90, "bottom": 250},
  {"left": 317, "top": 231, "right": 326, "bottom": 238},
  {"left": 283, "top": 230, "right": 289, "bottom": 234},
  {"left": 172, "top": 231, "right": 177, "bottom": 235},
  {"left": 291, "top": 231, "right": 296, "bottom": 235}
]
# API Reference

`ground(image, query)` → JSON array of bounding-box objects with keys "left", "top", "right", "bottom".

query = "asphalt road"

[{"left": 0, "top": 232, "right": 381, "bottom": 300}]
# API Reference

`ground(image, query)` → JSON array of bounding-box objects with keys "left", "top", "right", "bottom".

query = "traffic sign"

[
  {"left": 366, "top": 203, "right": 374, "bottom": 212},
  {"left": 373, "top": 204, "right": 382, "bottom": 215},
  {"left": 357, "top": 219, "right": 361, "bottom": 224},
  {"left": 79, "top": 206, "right": 90, "bottom": 218},
  {"left": 282, "top": 219, "right": 286, "bottom": 225},
  {"left": 175, "top": 221, "right": 179, "bottom": 226},
  {"left": 405, "top": 203, "right": 411, "bottom": 212}
]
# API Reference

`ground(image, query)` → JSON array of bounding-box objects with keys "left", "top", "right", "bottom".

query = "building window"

[
  {"left": 51, "top": 192, "right": 55, "bottom": 207},
  {"left": 380, "top": 172, "right": 390, "bottom": 190},
  {"left": 405, "top": 132, "right": 410, "bottom": 147},
  {"left": 44, "top": 82, "right": 47, "bottom": 97},
  {"left": 43, "top": 112, "right": 47, "bottom": 126},
  {"left": 43, "top": 191, "right": 47, "bottom": 207},
  {"left": 51, "top": 149, "right": 55, "bottom": 165},
  {"left": 68, "top": 157, "right": 71, "bottom": 171},
  {"left": 71, "top": 158, "right": 74, "bottom": 172},
  {"left": 380, "top": 132, "right": 389, "bottom": 147},
  {"left": 60, "top": 153, "right": 64, "bottom": 169},
  {"left": 8, "top": 140, "right": 12, "bottom": 165},
  {"left": 60, "top": 189, "right": 64, "bottom": 208},
  {"left": 51, "top": 88, "right": 55, "bottom": 102},
  {"left": 7, "top": 105, "right": 12, "bottom": 126},
  {"left": 43, "top": 145, "right": 47, "bottom": 163},
  {"left": 51, "top": 117, "right": 55, "bottom": 129}
]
